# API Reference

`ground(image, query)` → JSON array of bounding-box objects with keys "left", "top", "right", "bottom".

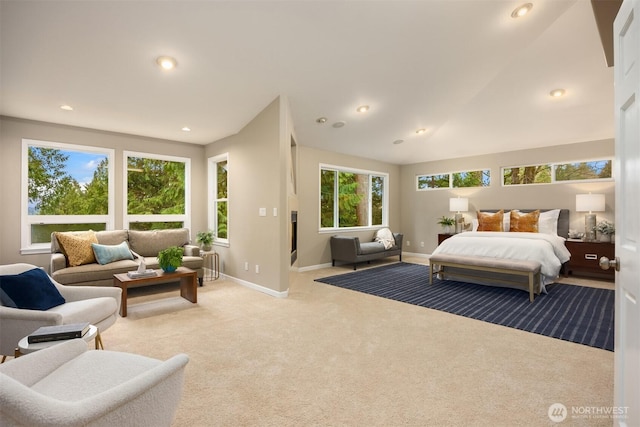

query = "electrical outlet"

[
  {"left": 420, "top": 241, "right": 424, "bottom": 247},
  {"left": 407, "top": 241, "right": 410, "bottom": 246},
  {"left": 244, "top": 261, "right": 249, "bottom": 271},
  {"left": 255, "top": 265, "right": 260, "bottom": 273}
]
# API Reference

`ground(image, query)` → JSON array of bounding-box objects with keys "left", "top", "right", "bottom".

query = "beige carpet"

[{"left": 102, "top": 257, "right": 614, "bottom": 426}]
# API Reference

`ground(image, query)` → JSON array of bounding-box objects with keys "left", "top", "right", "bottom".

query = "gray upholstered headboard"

[{"left": 481, "top": 209, "right": 570, "bottom": 239}]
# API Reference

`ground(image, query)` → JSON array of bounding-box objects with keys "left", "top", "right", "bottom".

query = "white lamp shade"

[
  {"left": 576, "top": 194, "right": 605, "bottom": 213},
  {"left": 449, "top": 197, "right": 468, "bottom": 213}
]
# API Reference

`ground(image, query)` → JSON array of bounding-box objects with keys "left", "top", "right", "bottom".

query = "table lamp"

[
  {"left": 575, "top": 193, "right": 605, "bottom": 241},
  {"left": 449, "top": 197, "right": 468, "bottom": 234}
]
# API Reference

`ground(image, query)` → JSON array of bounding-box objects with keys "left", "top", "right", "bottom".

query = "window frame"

[
  {"left": 21, "top": 138, "right": 115, "bottom": 254},
  {"left": 416, "top": 168, "right": 491, "bottom": 191},
  {"left": 501, "top": 158, "right": 614, "bottom": 187},
  {"left": 319, "top": 163, "right": 389, "bottom": 232},
  {"left": 123, "top": 151, "right": 191, "bottom": 231},
  {"left": 207, "top": 153, "right": 229, "bottom": 247}
]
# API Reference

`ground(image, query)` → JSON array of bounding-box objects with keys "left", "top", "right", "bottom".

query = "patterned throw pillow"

[
  {"left": 54, "top": 230, "right": 99, "bottom": 266},
  {"left": 509, "top": 210, "right": 540, "bottom": 232},
  {"left": 477, "top": 210, "right": 504, "bottom": 231}
]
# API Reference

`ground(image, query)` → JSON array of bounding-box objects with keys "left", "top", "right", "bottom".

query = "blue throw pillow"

[
  {"left": 0, "top": 268, "right": 66, "bottom": 310},
  {"left": 92, "top": 241, "right": 134, "bottom": 265}
]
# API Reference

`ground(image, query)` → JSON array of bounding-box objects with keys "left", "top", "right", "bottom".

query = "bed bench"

[{"left": 428, "top": 254, "right": 542, "bottom": 302}]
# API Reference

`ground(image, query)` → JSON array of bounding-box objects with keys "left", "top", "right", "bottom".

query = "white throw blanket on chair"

[{"left": 375, "top": 228, "right": 395, "bottom": 250}]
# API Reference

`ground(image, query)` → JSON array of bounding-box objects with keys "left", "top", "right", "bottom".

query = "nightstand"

[
  {"left": 438, "top": 234, "right": 453, "bottom": 245},
  {"left": 564, "top": 239, "right": 615, "bottom": 281}
]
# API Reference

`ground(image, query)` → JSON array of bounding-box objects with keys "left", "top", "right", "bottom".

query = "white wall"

[
  {"left": 0, "top": 116, "right": 208, "bottom": 268},
  {"left": 296, "top": 145, "right": 401, "bottom": 269},
  {"left": 400, "top": 138, "right": 615, "bottom": 254},
  {"left": 204, "top": 97, "right": 291, "bottom": 294}
]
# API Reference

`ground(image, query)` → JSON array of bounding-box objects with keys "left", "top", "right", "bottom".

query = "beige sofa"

[{"left": 50, "top": 228, "right": 204, "bottom": 287}]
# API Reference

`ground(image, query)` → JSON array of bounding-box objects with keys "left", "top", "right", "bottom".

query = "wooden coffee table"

[{"left": 113, "top": 266, "right": 197, "bottom": 317}]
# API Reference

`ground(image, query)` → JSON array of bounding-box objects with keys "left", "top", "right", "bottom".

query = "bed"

[{"left": 429, "top": 209, "right": 571, "bottom": 299}]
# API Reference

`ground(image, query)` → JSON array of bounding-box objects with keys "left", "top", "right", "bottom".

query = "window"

[
  {"left": 21, "top": 139, "right": 114, "bottom": 253},
  {"left": 502, "top": 165, "right": 552, "bottom": 185},
  {"left": 452, "top": 170, "right": 490, "bottom": 188},
  {"left": 502, "top": 159, "right": 613, "bottom": 186},
  {"left": 417, "top": 169, "right": 490, "bottom": 190},
  {"left": 554, "top": 160, "right": 612, "bottom": 181},
  {"left": 124, "top": 152, "right": 190, "bottom": 231},
  {"left": 208, "top": 154, "right": 228, "bottom": 245},
  {"left": 320, "top": 164, "right": 388, "bottom": 229},
  {"left": 417, "top": 173, "right": 450, "bottom": 190}
]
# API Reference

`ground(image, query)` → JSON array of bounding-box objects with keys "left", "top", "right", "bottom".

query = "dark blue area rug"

[{"left": 315, "top": 262, "right": 614, "bottom": 351}]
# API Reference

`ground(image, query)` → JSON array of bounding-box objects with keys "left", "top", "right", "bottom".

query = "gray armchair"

[
  {"left": 0, "top": 339, "right": 189, "bottom": 426},
  {"left": 0, "top": 263, "right": 121, "bottom": 358}
]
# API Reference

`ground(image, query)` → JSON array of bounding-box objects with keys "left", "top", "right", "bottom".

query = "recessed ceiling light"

[
  {"left": 316, "top": 117, "right": 328, "bottom": 124},
  {"left": 356, "top": 105, "right": 369, "bottom": 113},
  {"left": 550, "top": 88, "right": 566, "bottom": 97},
  {"left": 511, "top": 3, "right": 533, "bottom": 18},
  {"left": 60, "top": 105, "right": 73, "bottom": 111},
  {"left": 393, "top": 139, "right": 404, "bottom": 145},
  {"left": 156, "top": 56, "right": 177, "bottom": 70},
  {"left": 181, "top": 127, "right": 191, "bottom": 132},
  {"left": 415, "top": 128, "right": 426, "bottom": 134},
  {"left": 332, "top": 121, "right": 346, "bottom": 128}
]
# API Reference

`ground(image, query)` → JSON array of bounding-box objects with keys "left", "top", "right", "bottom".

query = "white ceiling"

[{"left": 0, "top": 0, "right": 614, "bottom": 165}]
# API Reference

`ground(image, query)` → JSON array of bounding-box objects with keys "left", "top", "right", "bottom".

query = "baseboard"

[
  {"left": 296, "top": 262, "right": 333, "bottom": 272},
  {"left": 403, "top": 251, "right": 430, "bottom": 259},
  {"left": 221, "top": 274, "right": 289, "bottom": 298}
]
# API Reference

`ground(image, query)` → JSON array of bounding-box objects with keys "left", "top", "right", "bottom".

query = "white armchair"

[
  {"left": 0, "top": 263, "right": 121, "bottom": 357},
  {"left": 0, "top": 339, "right": 189, "bottom": 426}
]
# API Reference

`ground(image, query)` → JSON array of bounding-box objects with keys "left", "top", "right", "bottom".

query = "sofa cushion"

[
  {"left": 52, "top": 260, "right": 139, "bottom": 285},
  {"left": 359, "top": 241, "right": 386, "bottom": 255},
  {"left": 0, "top": 268, "right": 66, "bottom": 310},
  {"left": 92, "top": 242, "right": 134, "bottom": 265},
  {"left": 54, "top": 231, "right": 99, "bottom": 266},
  {"left": 128, "top": 228, "right": 190, "bottom": 257},
  {"left": 95, "top": 230, "right": 129, "bottom": 246}
]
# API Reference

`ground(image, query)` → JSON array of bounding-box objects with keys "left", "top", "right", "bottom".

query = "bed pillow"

[
  {"left": 510, "top": 210, "right": 540, "bottom": 232},
  {"left": 54, "top": 230, "right": 99, "bottom": 266},
  {"left": 538, "top": 209, "right": 561, "bottom": 235},
  {"left": 477, "top": 210, "right": 504, "bottom": 231},
  {"left": 92, "top": 241, "right": 135, "bottom": 265},
  {"left": 0, "top": 268, "right": 66, "bottom": 310}
]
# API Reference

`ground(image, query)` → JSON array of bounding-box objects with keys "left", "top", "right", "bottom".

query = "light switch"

[
  {"left": 259, "top": 208, "right": 267, "bottom": 217},
  {"left": 273, "top": 207, "right": 278, "bottom": 216}
]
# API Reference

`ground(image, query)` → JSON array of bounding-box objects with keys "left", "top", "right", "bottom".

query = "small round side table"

[
  {"left": 201, "top": 250, "right": 219, "bottom": 282},
  {"left": 16, "top": 324, "right": 102, "bottom": 357}
]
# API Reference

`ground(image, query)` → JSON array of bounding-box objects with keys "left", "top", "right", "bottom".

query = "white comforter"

[{"left": 432, "top": 232, "right": 571, "bottom": 286}]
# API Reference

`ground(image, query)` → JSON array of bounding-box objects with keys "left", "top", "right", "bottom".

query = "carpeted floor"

[
  {"left": 315, "top": 262, "right": 615, "bottom": 351},
  {"left": 93, "top": 257, "right": 614, "bottom": 426}
]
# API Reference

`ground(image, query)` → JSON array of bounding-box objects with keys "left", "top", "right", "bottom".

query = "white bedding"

[{"left": 431, "top": 232, "right": 571, "bottom": 288}]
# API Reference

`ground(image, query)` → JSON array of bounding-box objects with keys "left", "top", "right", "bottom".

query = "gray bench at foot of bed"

[{"left": 428, "top": 254, "right": 542, "bottom": 302}]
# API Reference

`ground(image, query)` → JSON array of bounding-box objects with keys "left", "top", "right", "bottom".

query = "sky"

[{"left": 61, "top": 150, "right": 107, "bottom": 187}]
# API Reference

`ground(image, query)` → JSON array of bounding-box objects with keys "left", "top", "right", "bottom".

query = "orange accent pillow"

[
  {"left": 477, "top": 210, "right": 504, "bottom": 232},
  {"left": 509, "top": 210, "right": 540, "bottom": 232}
]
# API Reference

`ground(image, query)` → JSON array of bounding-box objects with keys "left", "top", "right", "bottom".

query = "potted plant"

[
  {"left": 595, "top": 220, "right": 615, "bottom": 242},
  {"left": 196, "top": 230, "right": 215, "bottom": 251},
  {"left": 437, "top": 216, "right": 455, "bottom": 234},
  {"left": 157, "top": 246, "right": 183, "bottom": 272}
]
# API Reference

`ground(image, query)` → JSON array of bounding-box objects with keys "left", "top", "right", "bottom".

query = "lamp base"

[
  {"left": 584, "top": 213, "right": 596, "bottom": 241},
  {"left": 454, "top": 213, "right": 464, "bottom": 234}
]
